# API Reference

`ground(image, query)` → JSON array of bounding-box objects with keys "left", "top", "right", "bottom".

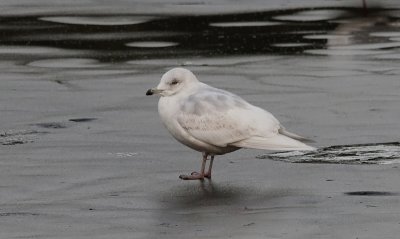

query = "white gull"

[{"left": 146, "top": 67, "right": 315, "bottom": 180}]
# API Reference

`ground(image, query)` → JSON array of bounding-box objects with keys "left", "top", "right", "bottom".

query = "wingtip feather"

[{"left": 231, "top": 135, "right": 316, "bottom": 151}]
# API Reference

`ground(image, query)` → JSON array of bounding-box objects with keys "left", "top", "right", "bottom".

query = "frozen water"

[
  {"left": 258, "top": 142, "right": 400, "bottom": 165},
  {"left": 1, "top": 3, "right": 400, "bottom": 239}
]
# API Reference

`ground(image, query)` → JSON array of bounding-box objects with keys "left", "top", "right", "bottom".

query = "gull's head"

[{"left": 146, "top": 67, "right": 199, "bottom": 97}]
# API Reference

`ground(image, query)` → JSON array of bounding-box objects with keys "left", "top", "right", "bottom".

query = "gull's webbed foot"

[{"left": 179, "top": 154, "right": 214, "bottom": 180}]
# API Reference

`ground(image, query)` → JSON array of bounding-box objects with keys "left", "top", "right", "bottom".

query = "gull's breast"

[{"left": 157, "top": 96, "right": 238, "bottom": 155}]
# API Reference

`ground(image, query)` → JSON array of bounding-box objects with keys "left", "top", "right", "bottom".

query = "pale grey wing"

[
  {"left": 178, "top": 109, "right": 250, "bottom": 147},
  {"left": 177, "top": 88, "right": 280, "bottom": 147}
]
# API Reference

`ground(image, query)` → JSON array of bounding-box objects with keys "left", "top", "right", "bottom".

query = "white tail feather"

[{"left": 231, "top": 135, "right": 316, "bottom": 151}]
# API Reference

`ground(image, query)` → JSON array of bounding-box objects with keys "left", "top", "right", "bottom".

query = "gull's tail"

[{"left": 231, "top": 134, "right": 316, "bottom": 151}]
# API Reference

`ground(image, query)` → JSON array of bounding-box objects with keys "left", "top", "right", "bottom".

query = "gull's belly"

[{"left": 157, "top": 97, "right": 238, "bottom": 155}]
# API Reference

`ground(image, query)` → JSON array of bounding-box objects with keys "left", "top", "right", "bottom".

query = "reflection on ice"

[
  {"left": 273, "top": 10, "right": 345, "bottom": 22},
  {"left": 304, "top": 12, "right": 400, "bottom": 56}
]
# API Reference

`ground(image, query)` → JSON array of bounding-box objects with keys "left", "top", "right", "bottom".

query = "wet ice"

[{"left": 258, "top": 142, "right": 400, "bottom": 165}]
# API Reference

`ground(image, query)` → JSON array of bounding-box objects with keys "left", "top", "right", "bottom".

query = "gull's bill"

[{"left": 146, "top": 88, "right": 163, "bottom": 95}]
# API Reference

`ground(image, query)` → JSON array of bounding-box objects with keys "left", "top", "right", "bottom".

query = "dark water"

[
  {"left": 1, "top": 5, "right": 400, "bottom": 164},
  {"left": 1, "top": 6, "right": 400, "bottom": 63}
]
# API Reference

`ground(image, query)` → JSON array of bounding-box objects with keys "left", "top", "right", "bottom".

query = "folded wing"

[{"left": 177, "top": 86, "right": 314, "bottom": 151}]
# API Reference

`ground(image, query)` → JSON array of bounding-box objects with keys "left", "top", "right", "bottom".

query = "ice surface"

[
  {"left": 258, "top": 142, "right": 400, "bottom": 165},
  {"left": 1, "top": 2, "right": 400, "bottom": 239}
]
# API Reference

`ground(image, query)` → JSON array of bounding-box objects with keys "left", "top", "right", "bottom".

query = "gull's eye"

[{"left": 170, "top": 79, "right": 179, "bottom": 85}]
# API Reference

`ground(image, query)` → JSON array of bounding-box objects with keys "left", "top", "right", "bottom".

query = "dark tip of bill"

[{"left": 146, "top": 89, "right": 153, "bottom": 95}]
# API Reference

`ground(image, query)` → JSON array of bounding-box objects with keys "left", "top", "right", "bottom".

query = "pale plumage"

[{"left": 146, "top": 67, "right": 315, "bottom": 180}]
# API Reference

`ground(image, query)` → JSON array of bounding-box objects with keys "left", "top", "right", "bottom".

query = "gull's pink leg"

[
  {"left": 204, "top": 155, "right": 214, "bottom": 179},
  {"left": 179, "top": 153, "right": 208, "bottom": 180}
]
